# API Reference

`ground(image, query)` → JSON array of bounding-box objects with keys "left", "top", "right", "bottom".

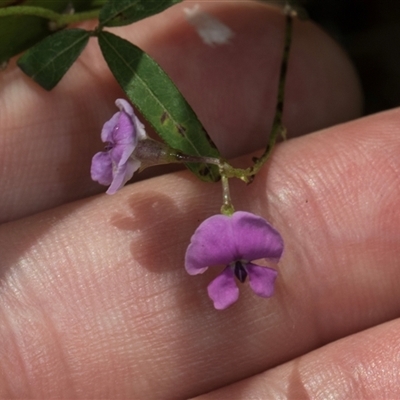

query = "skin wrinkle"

[
  {"left": 270, "top": 113, "right": 400, "bottom": 244},
  {"left": 0, "top": 304, "right": 32, "bottom": 398},
  {"left": 1, "top": 287, "right": 67, "bottom": 396},
  {"left": 6, "top": 0, "right": 400, "bottom": 398},
  {"left": 195, "top": 321, "right": 400, "bottom": 399},
  {"left": 2, "top": 248, "right": 81, "bottom": 397},
  {"left": 0, "top": 108, "right": 399, "bottom": 397},
  {"left": 302, "top": 328, "right": 399, "bottom": 399},
  {"left": 268, "top": 114, "right": 397, "bottom": 336},
  {"left": 239, "top": 121, "right": 395, "bottom": 342},
  {"left": 3, "top": 104, "right": 400, "bottom": 396},
  {"left": 259, "top": 148, "right": 342, "bottom": 347},
  {"left": 0, "top": 207, "right": 136, "bottom": 396},
  {"left": 353, "top": 329, "right": 400, "bottom": 394}
]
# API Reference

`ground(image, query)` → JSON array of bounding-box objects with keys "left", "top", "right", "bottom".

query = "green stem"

[
  {"left": 0, "top": 6, "right": 100, "bottom": 29},
  {"left": 220, "top": 172, "right": 235, "bottom": 216},
  {"left": 248, "top": 11, "right": 293, "bottom": 176},
  {"left": 212, "top": 11, "right": 293, "bottom": 184}
]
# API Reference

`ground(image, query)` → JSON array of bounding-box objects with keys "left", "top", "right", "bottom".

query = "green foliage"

[
  {"left": 4, "top": 0, "right": 220, "bottom": 182},
  {"left": 17, "top": 29, "right": 90, "bottom": 90},
  {"left": 98, "top": 31, "right": 221, "bottom": 182},
  {"left": 0, "top": 0, "right": 70, "bottom": 63},
  {"left": 99, "top": 0, "right": 182, "bottom": 27}
]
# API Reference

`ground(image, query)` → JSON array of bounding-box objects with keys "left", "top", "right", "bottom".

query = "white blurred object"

[{"left": 184, "top": 4, "right": 234, "bottom": 46}]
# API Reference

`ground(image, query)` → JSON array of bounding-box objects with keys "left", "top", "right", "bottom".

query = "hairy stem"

[
  {"left": 212, "top": 10, "right": 294, "bottom": 184},
  {"left": 220, "top": 172, "right": 235, "bottom": 215},
  {"left": 248, "top": 10, "right": 293, "bottom": 176},
  {"left": 0, "top": 6, "right": 100, "bottom": 29}
]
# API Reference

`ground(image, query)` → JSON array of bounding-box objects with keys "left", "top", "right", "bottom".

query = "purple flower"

[
  {"left": 185, "top": 211, "right": 284, "bottom": 310},
  {"left": 91, "top": 99, "right": 147, "bottom": 194}
]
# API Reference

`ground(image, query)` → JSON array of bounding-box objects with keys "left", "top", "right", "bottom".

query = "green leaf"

[
  {"left": 99, "top": 0, "right": 181, "bottom": 27},
  {"left": 17, "top": 28, "right": 90, "bottom": 90},
  {"left": 98, "top": 31, "right": 220, "bottom": 182},
  {"left": 0, "top": 0, "right": 70, "bottom": 63}
]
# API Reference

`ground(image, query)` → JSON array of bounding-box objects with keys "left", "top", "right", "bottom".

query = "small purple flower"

[
  {"left": 185, "top": 211, "right": 284, "bottom": 310},
  {"left": 91, "top": 99, "right": 147, "bottom": 194}
]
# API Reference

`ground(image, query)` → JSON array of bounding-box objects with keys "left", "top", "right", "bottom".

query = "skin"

[{"left": 0, "top": 1, "right": 399, "bottom": 398}]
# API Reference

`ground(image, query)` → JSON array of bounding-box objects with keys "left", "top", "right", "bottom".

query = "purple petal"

[
  {"left": 115, "top": 99, "right": 147, "bottom": 141},
  {"left": 115, "top": 99, "right": 148, "bottom": 142},
  {"left": 101, "top": 111, "right": 121, "bottom": 143},
  {"left": 185, "top": 214, "right": 237, "bottom": 275},
  {"left": 133, "top": 117, "right": 147, "bottom": 141},
  {"left": 185, "top": 211, "right": 284, "bottom": 275},
  {"left": 102, "top": 109, "right": 135, "bottom": 147},
  {"left": 93, "top": 99, "right": 149, "bottom": 194},
  {"left": 106, "top": 158, "right": 141, "bottom": 195},
  {"left": 231, "top": 212, "right": 284, "bottom": 261},
  {"left": 91, "top": 152, "right": 113, "bottom": 185},
  {"left": 132, "top": 115, "right": 147, "bottom": 142},
  {"left": 112, "top": 111, "right": 137, "bottom": 145},
  {"left": 115, "top": 98, "right": 134, "bottom": 117},
  {"left": 246, "top": 263, "right": 278, "bottom": 298},
  {"left": 101, "top": 99, "right": 138, "bottom": 146},
  {"left": 207, "top": 267, "right": 239, "bottom": 310},
  {"left": 111, "top": 142, "right": 136, "bottom": 166}
]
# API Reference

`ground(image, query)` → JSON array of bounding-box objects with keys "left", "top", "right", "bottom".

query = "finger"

[
  {"left": 193, "top": 318, "right": 400, "bottom": 399},
  {"left": 0, "top": 0, "right": 362, "bottom": 222},
  {"left": 0, "top": 108, "right": 399, "bottom": 398}
]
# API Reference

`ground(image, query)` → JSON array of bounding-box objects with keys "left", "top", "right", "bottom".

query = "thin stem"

[
  {"left": 0, "top": 6, "right": 100, "bottom": 29},
  {"left": 214, "top": 11, "right": 293, "bottom": 184},
  {"left": 134, "top": 140, "right": 235, "bottom": 214},
  {"left": 248, "top": 11, "right": 293, "bottom": 176},
  {"left": 220, "top": 172, "right": 235, "bottom": 216},
  {"left": 57, "top": 10, "right": 100, "bottom": 27}
]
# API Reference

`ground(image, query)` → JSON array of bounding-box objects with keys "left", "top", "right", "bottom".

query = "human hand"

[{"left": 1, "top": 1, "right": 398, "bottom": 398}]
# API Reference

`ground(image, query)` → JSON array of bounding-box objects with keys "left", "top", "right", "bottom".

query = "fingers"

[
  {"left": 0, "top": 0, "right": 361, "bottom": 222},
  {"left": 193, "top": 318, "right": 400, "bottom": 399},
  {"left": 0, "top": 107, "right": 399, "bottom": 398},
  {"left": 195, "top": 317, "right": 400, "bottom": 399}
]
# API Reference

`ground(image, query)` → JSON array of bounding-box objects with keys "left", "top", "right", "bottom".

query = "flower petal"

[
  {"left": 93, "top": 99, "right": 149, "bottom": 194},
  {"left": 111, "top": 142, "right": 136, "bottom": 166},
  {"left": 115, "top": 98, "right": 147, "bottom": 142},
  {"left": 185, "top": 214, "right": 237, "bottom": 275},
  {"left": 207, "top": 267, "right": 239, "bottom": 310},
  {"left": 101, "top": 99, "right": 138, "bottom": 146},
  {"left": 246, "top": 263, "right": 278, "bottom": 298},
  {"left": 111, "top": 111, "right": 136, "bottom": 145},
  {"left": 101, "top": 111, "right": 121, "bottom": 143},
  {"left": 133, "top": 113, "right": 147, "bottom": 142},
  {"left": 90, "top": 152, "right": 113, "bottom": 185},
  {"left": 106, "top": 158, "right": 141, "bottom": 195},
  {"left": 115, "top": 98, "right": 134, "bottom": 117},
  {"left": 231, "top": 211, "right": 284, "bottom": 261}
]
